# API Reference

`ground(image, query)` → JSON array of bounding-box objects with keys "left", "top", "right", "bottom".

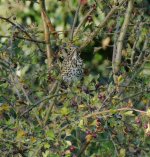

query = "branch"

[
  {"left": 70, "top": 2, "right": 82, "bottom": 41},
  {"left": 0, "top": 35, "right": 46, "bottom": 44},
  {"left": 73, "top": 7, "right": 95, "bottom": 37},
  {"left": 42, "top": 10, "right": 59, "bottom": 39},
  {"left": 0, "top": 42, "right": 32, "bottom": 105},
  {"left": 134, "top": 36, "right": 149, "bottom": 67},
  {"left": 20, "top": 93, "right": 66, "bottom": 117},
  {"left": 0, "top": 16, "right": 44, "bottom": 53},
  {"left": 113, "top": 0, "right": 134, "bottom": 74},
  {"left": 109, "top": 132, "right": 119, "bottom": 157},
  {"left": 80, "top": 0, "right": 128, "bottom": 50},
  {"left": 43, "top": 81, "right": 61, "bottom": 126},
  {"left": 118, "top": 87, "right": 150, "bottom": 103},
  {"left": 131, "top": 22, "right": 143, "bottom": 65},
  {"left": 112, "top": 12, "right": 122, "bottom": 72},
  {"left": 77, "top": 141, "right": 90, "bottom": 157},
  {"left": 122, "top": 48, "right": 150, "bottom": 89},
  {"left": 85, "top": 107, "right": 147, "bottom": 119},
  {"left": 9, "top": 74, "right": 21, "bottom": 100},
  {"left": 43, "top": 99, "right": 56, "bottom": 126},
  {"left": 39, "top": 0, "right": 53, "bottom": 67}
]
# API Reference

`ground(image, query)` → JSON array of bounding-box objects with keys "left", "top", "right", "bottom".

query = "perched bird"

[{"left": 61, "top": 45, "right": 83, "bottom": 83}]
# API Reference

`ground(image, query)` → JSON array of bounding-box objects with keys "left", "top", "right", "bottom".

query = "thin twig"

[
  {"left": 74, "top": 7, "right": 95, "bottom": 37},
  {"left": 33, "top": 109, "right": 43, "bottom": 127},
  {"left": 77, "top": 141, "right": 90, "bottom": 157},
  {"left": 99, "top": 88, "right": 115, "bottom": 111},
  {"left": 85, "top": 107, "right": 147, "bottom": 119},
  {"left": 20, "top": 93, "right": 67, "bottom": 117},
  {"left": 42, "top": 10, "right": 59, "bottom": 39},
  {"left": 0, "top": 16, "right": 44, "bottom": 53},
  {"left": 0, "top": 40, "right": 32, "bottom": 105},
  {"left": 118, "top": 88, "right": 149, "bottom": 103},
  {"left": 43, "top": 81, "right": 61, "bottom": 126},
  {"left": 0, "top": 35, "right": 46, "bottom": 44},
  {"left": 1, "top": 95, "right": 14, "bottom": 107},
  {"left": 131, "top": 22, "right": 143, "bottom": 65},
  {"left": 134, "top": 36, "right": 149, "bottom": 67},
  {"left": 123, "top": 53, "right": 150, "bottom": 88},
  {"left": 70, "top": 2, "right": 82, "bottom": 41},
  {"left": 80, "top": 0, "right": 128, "bottom": 51},
  {"left": 11, "top": 69, "right": 32, "bottom": 105},
  {"left": 109, "top": 132, "right": 119, "bottom": 157},
  {"left": 43, "top": 99, "right": 56, "bottom": 126}
]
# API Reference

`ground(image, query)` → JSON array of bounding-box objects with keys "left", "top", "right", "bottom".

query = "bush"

[{"left": 0, "top": 0, "right": 150, "bottom": 156}]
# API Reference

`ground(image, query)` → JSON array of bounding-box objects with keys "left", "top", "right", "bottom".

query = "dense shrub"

[{"left": 0, "top": 0, "right": 150, "bottom": 156}]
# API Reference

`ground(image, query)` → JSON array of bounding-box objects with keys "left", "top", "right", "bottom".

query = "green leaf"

[
  {"left": 124, "top": 111, "right": 134, "bottom": 116},
  {"left": 0, "top": 82, "right": 9, "bottom": 88},
  {"left": 46, "top": 130, "right": 55, "bottom": 140},
  {"left": 60, "top": 107, "right": 70, "bottom": 116},
  {"left": 146, "top": 108, "right": 150, "bottom": 117},
  {"left": 44, "top": 142, "right": 50, "bottom": 149},
  {"left": 119, "top": 148, "right": 126, "bottom": 157}
]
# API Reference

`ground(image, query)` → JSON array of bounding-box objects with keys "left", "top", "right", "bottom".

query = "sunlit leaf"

[
  {"left": 119, "top": 148, "right": 126, "bottom": 157},
  {"left": 86, "top": 134, "right": 93, "bottom": 142},
  {"left": 16, "top": 129, "right": 26, "bottom": 139},
  {"left": 60, "top": 107, "right": 70, "bottom": 116},
  {"left": 46, "top": 130, "right": 55, "bottom": 140},
  {"left": 44, "top": 142, "right": 50, "bottom": 149}
]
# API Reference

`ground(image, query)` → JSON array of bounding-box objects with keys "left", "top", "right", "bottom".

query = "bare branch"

[
  {"left": 39, "top": 0, "right": 53, "bottom": 67},
  {"left": 85, "top": 107, "right": 147, "bottom": 119},
  {"left": 113, "top": 0, "right": 134, "bottom": 74},
  {"left": 42, "top": 10, "right": 59, "bottom": 39},
  {"left": 112, "top": 12, "right": 122, "bottom": 71}
]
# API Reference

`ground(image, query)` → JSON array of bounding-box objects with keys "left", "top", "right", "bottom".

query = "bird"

[{"left": 61, "top": 45, "right": 83, "bottom": 83}]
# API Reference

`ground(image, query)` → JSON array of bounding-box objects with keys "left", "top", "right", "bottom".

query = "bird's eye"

[{"left": 68, "top": 47, "right": 72, "bottom": 51}]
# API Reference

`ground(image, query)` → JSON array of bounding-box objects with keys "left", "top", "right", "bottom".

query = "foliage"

[{"left": 0, "top": 0, "right": 150, "bottom": 157}]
